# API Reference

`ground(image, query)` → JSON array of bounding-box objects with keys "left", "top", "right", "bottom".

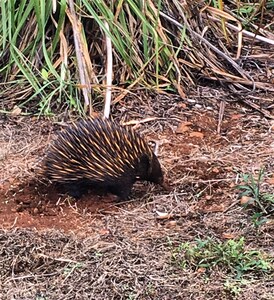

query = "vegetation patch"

[
  {"left": 237, "top": 168, "right": 274, "bottom": 227},
  {"left": 171, "top": 237, "right": 273, "bottom": 278},
  {"left": 1, "top": 1, "right": 273, "bottom": 114}
]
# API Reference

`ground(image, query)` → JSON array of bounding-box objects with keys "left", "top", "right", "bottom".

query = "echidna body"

[{"left": 44, "top": 118, "right": 164, "bottom": 200}]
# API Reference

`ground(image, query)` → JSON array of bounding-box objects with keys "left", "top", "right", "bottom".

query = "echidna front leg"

[
  {"left": 108, "top": 177, "right": 135, "bottom": 201},
  {"left": 62, "top": 180, "right": 89, "bottom": 199}
]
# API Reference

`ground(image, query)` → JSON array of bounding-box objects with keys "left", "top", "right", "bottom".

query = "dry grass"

[
  {"left": 0, "top": 118, "right": 51, "bottom": 186},
  {"left": 0, "top": 223, "right": 273, "bottom": 300}
]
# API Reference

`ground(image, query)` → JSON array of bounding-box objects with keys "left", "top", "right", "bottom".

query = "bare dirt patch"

[
  {"left": 0, "top": 110, "right": 251, "bottom": 232},
  {"left": 0, "top": 103, "right": 274, "bottom": 299}
]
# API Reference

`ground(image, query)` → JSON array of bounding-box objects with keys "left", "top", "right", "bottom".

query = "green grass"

[
  {"left": 236, "top": 168, "right": 274, "bottom": 227},
  {"left": 1, "top": 0, "right": 274, "bottom": 115},
  {"left": 171, "top": 237, "right": 273, "bottom": 279},
  {"left": 223, "top": 278, "right": 249, "bottom": 296},
  {"left": 1, "top": 0, "right": 180, "bottom": 115}
]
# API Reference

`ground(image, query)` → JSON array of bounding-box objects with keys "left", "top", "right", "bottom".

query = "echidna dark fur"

[{"left": 44, "top": 118, "right": 164, "bottom": 200}]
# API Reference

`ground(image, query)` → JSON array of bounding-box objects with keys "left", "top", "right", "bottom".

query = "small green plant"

[
  {"left": 236, "top": 168, "right": 274, "bottom": 215},
  {"left": 172, "top": 237, "right": 273, "bottom": 279},
  {"left": 267, "top": 0, "right": 274, "bottom": 9},
  {"left": 236, "top": 4, "right": 256, "bottom": 19},
  {"left": 224, "top": 278, "right": 249, "bottom": 296},
  {"left": 251, "top": 212, "right": 268, "bottom": 228},
  {"left": 63, "top": 262, "right": 83, "bottom": 276}
]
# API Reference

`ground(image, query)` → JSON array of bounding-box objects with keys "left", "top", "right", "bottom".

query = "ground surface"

[{"left": 0, "top": 94, "right": 274, "bottom": 299}]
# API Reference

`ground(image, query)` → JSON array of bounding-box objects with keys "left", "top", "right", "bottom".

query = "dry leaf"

[
  {"left": 99, "top": 229, "right": 110, "bottom": 235},
  {"left": 267, "top": 176, "right": 274, "bottom": 184},
  {"left": 178, "top": 102, "right": 187, "bottom": 109},
  {"left": 189, "top": 132, "right": 204, "bottom": 138},
  {"left": 156, "top": 211, "right": 172, "bottom": 219},
  {"left": 197, "top": 267, "right": 206, "bottom": 273},
  {"left": 11, "top": 106, "right": 22, "bottom": 116},
  {"left": 177, "top": 84, "right": 186, "bottom": 98},
  {"left": 212, "top": 167, "right": 219, "bottom": 173},
  {"left": 240, "top": 195, "right": 252, "bottom": 205},
  {"left": 222, "top": 232, "right": 237, "bottom": 239},
  {"left": 90, "top": 111, "right": 100, "bottom": 118},
  {"left": 230, "top": 114, "right": 243, "bottom": 120},
  {"left": 75, "top": 84, "right": 89, "bottom": 88},
  {"left": 176, "top": 122, "right": 192, "bottom": 134},
  {"left": 167, "top": 220, "right": 177, "bottom": 227},
  {"left": 203, "top": 204, "right": 225, "bottom": 212}
]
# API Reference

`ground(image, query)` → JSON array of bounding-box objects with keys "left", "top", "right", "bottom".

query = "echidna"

[{"left": 44, "top": 117, "right": 164, "bottom": 200}]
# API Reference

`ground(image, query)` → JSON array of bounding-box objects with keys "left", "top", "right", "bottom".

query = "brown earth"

[
  {"left": 0, "top": 111, "right": 256, "bottom": 233},
  {"left": 1, "top": 101, "right": 274, "bottom": 299}
]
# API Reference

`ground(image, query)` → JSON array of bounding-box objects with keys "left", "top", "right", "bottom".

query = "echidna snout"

[
  {"left": 146, "top": 153, "right": 164, "bottom": 185},
  {"left": 44, "top": 118, "right": 165, "bottom": 200}
]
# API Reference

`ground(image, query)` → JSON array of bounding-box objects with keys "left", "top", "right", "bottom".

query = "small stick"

[{"left": 103, "top": 21, "right": 113, "bottom": 119}]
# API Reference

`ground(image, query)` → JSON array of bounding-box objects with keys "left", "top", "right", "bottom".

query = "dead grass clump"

[{"left": 1, "top": 1, "right": 274, "bottom": 113}]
